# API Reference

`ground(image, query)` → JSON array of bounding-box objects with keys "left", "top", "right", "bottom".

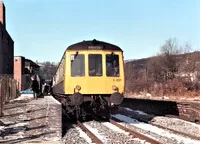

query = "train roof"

[{"left": 66, "top": 39, "right": 123, "bottom": 51}]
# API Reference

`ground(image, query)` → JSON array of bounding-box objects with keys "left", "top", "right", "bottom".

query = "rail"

[
  {"left": 77, "top": 121, "right": 103, "bottom": 144},
  {"left": 148, "top": 121, "right": 200, "bottom": 141},
  {"left": 110, "top": 117, "right": 161, "bottom": 144}
]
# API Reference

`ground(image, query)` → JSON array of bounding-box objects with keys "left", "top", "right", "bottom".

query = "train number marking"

[{"left": 113, "top": 79, "right": 121, "bottom": 82}]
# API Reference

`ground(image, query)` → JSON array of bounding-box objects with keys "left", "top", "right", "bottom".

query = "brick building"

[
  {"left": 25, "top": 59, "right": 40, "bottom": 75},
  {"left": 14, "top": 56, "right": 40, "bottom": 91},
  {"left": 0, "top": 2, "right": 14, "bottom": 76}
]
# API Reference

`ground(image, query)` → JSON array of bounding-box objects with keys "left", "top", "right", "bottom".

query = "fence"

[{"left": 0, "top": 75, "right": 18, "bottom": 116}]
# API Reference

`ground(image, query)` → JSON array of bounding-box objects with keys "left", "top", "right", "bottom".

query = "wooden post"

[
  {"left": 0, "top": 76, "right": 19, "bottom": 116},
  {"left": 7, "top": 77, "right": 9, "bottom": 103},
  {"left": 144, "top": 65, "right": 148, "bottom": 94},
  {"left": 5, "top": 78, "right": 7, "bottom": 103},
  {"left": 12, "top": 79, "right": 17, "bottom": 99},
  {"left": 0, "top": 80, "right": 2, "bottom": 117},
  {"left": 12, "top": 79, "right": 14, "bottom": 99},
  {"left": 2, "top": 79, "right": 5, "bottom": 105},
  {"left": 10, "top": 78, "right": 12, "bottom": 100}
]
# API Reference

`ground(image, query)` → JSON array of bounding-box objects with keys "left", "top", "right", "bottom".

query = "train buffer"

[{"left": 0, "top": 95, "right": 62, "bottom": 143}]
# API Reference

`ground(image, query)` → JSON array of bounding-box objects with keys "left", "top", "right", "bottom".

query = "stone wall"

[{"left": 122, "top": 98, "right": 200, "bottom": 123}]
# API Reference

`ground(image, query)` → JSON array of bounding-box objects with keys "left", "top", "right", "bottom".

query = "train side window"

[
  {"left": 89, "top": 54, "right": 102, "bottom": 76},
  {"left": 71, "top": 54, "right": 85, "bottom": 77},
  {"left": 106, "top": 54, "right": 120, "bottom": 77}
]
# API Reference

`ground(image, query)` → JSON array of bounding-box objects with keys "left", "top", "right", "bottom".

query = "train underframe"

[{"left": 53, "top": 93, "right": 123, "bottom": 120}]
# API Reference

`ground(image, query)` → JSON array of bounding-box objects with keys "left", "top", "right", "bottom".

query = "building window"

[
  {"left": 106, "top": 54, "right": 120, "bottom": 77},
  {"left": 71, "top": 54, "right": 85, "bottom": 77},
  {"left": 89, "top": 54, "right": 102, "bottom": 76}
]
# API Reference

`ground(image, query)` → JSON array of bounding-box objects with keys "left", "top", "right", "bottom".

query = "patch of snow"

[
  {"left": 0, "top": 126, "right": 5, "bottom": 134},
  {"left": 124, "top": 107, "right": 133, "bottom": 111},
  {"left": 134, "top": 110, "right": 148, "bottom": 116},
  {"left": 83, "top": 123, "right": 108, "bottom": 144},
  {"left": 18, "top": 115, "right": 29, "bottom": 121},
  {"left": 15, "top": 131, "right": 24, "bottom": 138},
  {"left": 14, "top": 122, "right": 28, "bottom": 127},
  {"left": 133, "top": 138, "right": 150, "bottom": 144},
  {"left": 194, "top": 97, "right": 200, "bottom": 101},
  {"left": 146, "top": 93, "right": 152, "bottom": 97},
  {"left": 102, "top": 122, "right": 129, "bottom": 135},
  {"left": 170, "top": 117, "right": 200, "bottom": 129},
  {"left": 123, "top": 107, "right": 149, "bottom": 116},
  {"left": 10, "top": 94, "right": 34, "bottom": 103},
  {"left": 45, "top": 96, "right": 61, "bottom": 105},
  {"left": 43, "top": 136, "right": 61, "bottom": 141},
  {"left": 162, "top": 96, "right": 169, "bottom": 100},
  {"left": 0, "top": 126, "right": 5, "bottom": 130},
  {"left": 112, "top": 114, "right": 200, "bottom": 144},
  {"left": 4, "top": 135, "right": 20, "bottom": 140},
  {"left": 76, "top": 127, "right": 93, "bottom": 144}
]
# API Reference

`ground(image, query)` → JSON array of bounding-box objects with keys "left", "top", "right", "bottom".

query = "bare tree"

[
  {"left": 154, "top": 38, "right": 180, "bottom": 81},
  {"left": 160, "top": 38, "right": 179, "bottom": 55},
  {"left": 39, "top": 61, "right": 57, "bottom": 80},
  {"left": 179, "top": 42, "right": 192, "bottom": 54}
]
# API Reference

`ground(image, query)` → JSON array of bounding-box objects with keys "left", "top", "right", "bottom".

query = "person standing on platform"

[{"left": 30, "top": 75, "right": 39, "bottom": 99}]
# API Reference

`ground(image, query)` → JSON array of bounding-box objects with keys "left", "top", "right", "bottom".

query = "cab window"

[
  {"left": 89, "top": 54, "right": 102, "bottom": 76},
  {"left": 71, "top": 54, "right": 85, "bottom": 77},
  {"left": 106, "top": 54, "right": 120, "bottom": 77}
]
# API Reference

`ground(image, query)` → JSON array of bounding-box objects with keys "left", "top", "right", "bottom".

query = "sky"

[{"left": 3, "top": 0, "right": 200, "bottom": 62}]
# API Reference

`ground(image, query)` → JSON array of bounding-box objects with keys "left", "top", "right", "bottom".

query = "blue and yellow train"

[{"left": 52, "top": 39, "right": 125, "bottom": 119}]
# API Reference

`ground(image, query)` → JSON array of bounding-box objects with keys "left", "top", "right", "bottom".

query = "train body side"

[{"left": 52, "top": 52, "right": 66, "bottom": 94}]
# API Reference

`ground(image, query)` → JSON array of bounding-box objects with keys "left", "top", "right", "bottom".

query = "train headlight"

[
  {"left": 75, "top": 85, "right": 81, "bottom": 91},
  {"left": 112, "top": 85, "right": 118, "bottom": 91}
]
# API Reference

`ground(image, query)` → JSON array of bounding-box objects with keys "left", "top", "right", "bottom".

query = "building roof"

[
  {"left": 67, "top": 39, "right": 123, "bottom": 51},
  {"left": 25, "top": 59, "right": 40, "bottom": 67},
  {"left": 14, "top": 56, "right": 25, "bottom": 58}
]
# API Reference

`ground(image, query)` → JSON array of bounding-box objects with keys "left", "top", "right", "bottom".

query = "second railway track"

[
  {"left": 110, "top": 117, "right": 161, "bottom": 144},
  {"left": 117, "top": 106, "right": 200, "bottom": 141}
]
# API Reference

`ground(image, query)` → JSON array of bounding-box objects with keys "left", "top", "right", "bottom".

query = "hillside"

[
  {"left": 125, "top": 51, "right": 200, "bottom": 73},
  {"left": 124, "top": 39, "right": 200, "bottom": 97}
]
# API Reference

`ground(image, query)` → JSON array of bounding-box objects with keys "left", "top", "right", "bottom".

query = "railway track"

[
  {"left": 144, "top": 119, "right": 200, "bottom": 141},
  {"left": 77, "top": 119, "right": 161, "bottom": 144},
  {"left": 110, "top": 117, "right": 161, "bottom": 144},
  {"left": 128, "top": 114, "right": 200, "bottom": 141},
  {"left": 77, "top": 120, "right": 103, "bottom": 144}
]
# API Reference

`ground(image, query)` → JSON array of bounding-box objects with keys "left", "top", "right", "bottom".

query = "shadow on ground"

[{"left": 0, "top": 101, "right": 57, "bottom": 144}]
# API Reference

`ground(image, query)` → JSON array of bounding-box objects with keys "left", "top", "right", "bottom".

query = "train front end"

[{"left": 64, "top": 40, "right": 124, "bottom": 119}]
